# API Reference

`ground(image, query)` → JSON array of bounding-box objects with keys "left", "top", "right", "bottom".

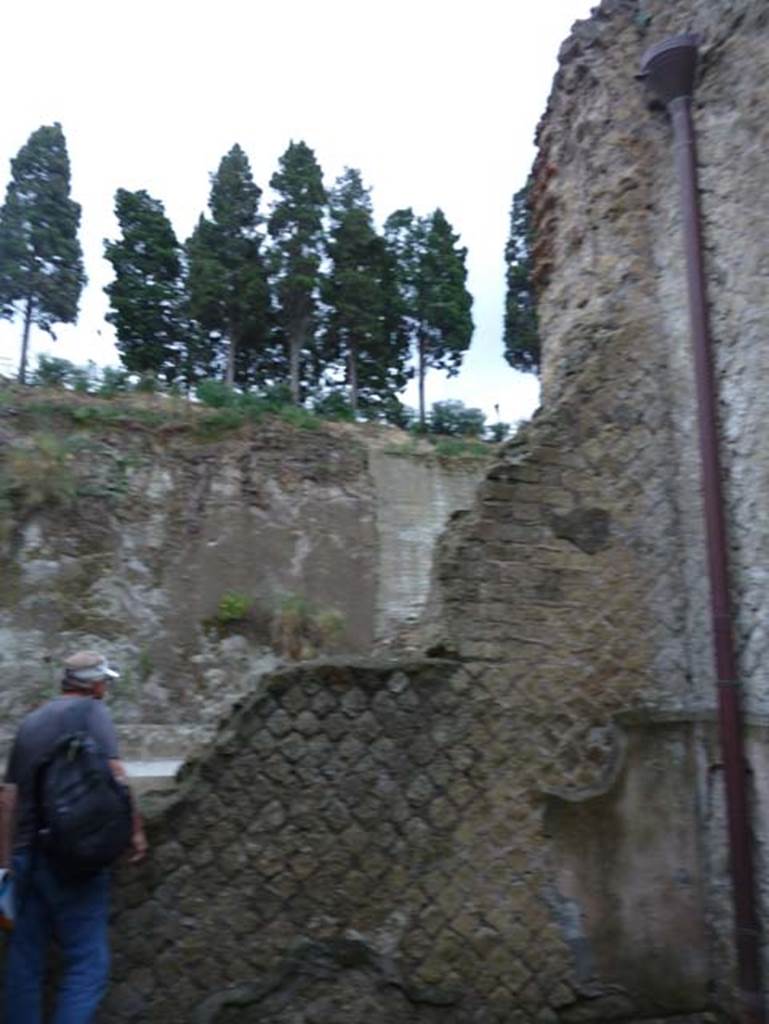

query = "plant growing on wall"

[
  {"left": 0, "top": 433, "right": 80, "bottom": 519},
  {"left": 271, "top": 594, "right": 345, "bottom": 661}
]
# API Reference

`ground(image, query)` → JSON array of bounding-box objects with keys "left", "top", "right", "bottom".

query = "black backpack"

[{"left": 35, "top": 700, "right": 133, "bottom": 881}]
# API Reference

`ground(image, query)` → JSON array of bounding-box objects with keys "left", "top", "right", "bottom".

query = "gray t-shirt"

[{"left": 4, "top": 696, "right": 120, "bottom": 849}]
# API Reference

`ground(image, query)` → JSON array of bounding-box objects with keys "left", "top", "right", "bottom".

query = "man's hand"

[{"left": 128, "top": 827, "right": 148, "bottom": 864}]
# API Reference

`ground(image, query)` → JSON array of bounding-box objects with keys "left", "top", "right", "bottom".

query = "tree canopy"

[
  {"left": 384, "top": 207, "right": 473, "bottom": 426},
  {"left": 2, "top": 129, "right": 491, "bottom": 422},
  {"left": 324, "top": 168, "right": 410, "bottom": 414},
  {"left": 267, "top": 141, "right": 327, "bottom": 404},
  {"left": 0, "top": 123, "right": 86, "bottom": 383},
  {"left": 503, "top": 179, "right": 539, "bottom": 374},
  {"left": 186, "top": 144, "right": 270, "bottom": 387},
  {"left": 104, "top": 188, "right": 186, "bottom": 382}
]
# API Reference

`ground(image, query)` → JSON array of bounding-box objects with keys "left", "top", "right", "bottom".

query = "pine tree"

[
  {"left": 186, "top": 144, "right": 270, "bottom": 387},
  {"left": 0, "top": 124, "right": 86, "bottom": 384},
  {"left": 324, "top": 168, "right": 409, "bottom": 414},
  {"left": 384, "top": 207, "right": 474, "bottom": 426},
  {"left": 503, "top": 180, "right": 539, "bottom": 374},
  {"left": 104, "top": 189, "right": 186, "bottom": 382},
  {"left": 267, "top": 141, "right": 327, "bottom": 404}
]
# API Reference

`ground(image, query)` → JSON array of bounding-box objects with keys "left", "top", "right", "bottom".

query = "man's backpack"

[{"left": 35, "top": 700, "right": 132, "bottom": 881}]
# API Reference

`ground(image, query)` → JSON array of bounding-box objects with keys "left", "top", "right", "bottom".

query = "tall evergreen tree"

[
  {"left": 0, "top": 124, "right": 86, "bottom": 384},
  {"left": 324, "top": 168, "right": 409, "bottom": 414},
  {"left": 186, "top": 144, "right": 270, "bottom": 387},
  {"left": 267, "top": 141, "right": 327, "bottom": 403},
  {"left": 503, "top": 179, "right": 539, "bottom": 374},
  {"left": 104, "top": 189, "right": 186, "bottom": 381},
  {"left": 384, "top": 207, "right": 474, "bottom": 426}
]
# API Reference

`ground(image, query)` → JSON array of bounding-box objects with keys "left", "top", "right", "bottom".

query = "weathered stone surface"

[{"left": 0, "top": 416, "right": 486, "bottom": 764}]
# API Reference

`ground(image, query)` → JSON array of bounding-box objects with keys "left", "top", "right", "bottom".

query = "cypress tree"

[
  {"left": 0, "top": 123, "right": 86, "bottom": 384},
  {"left": 324, "top": 168, "right": 409, "bottom": 414},
  {"left": 503, "top": 179, "right": 540, "bottom": 374},
  {"left": 384, "top": 207, "right": 474, "bottom": 426},
  {"left": 186, "top": 144, "right": 270, "bottom": 387},
  {"left": 104, "top": 188, "right": 186, "bottom": 382},
  {"left": 267, "top": 141, "right": 327, "bottom": 404}
]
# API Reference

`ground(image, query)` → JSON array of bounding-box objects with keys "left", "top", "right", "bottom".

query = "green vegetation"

[
  {"left": 0, "top": 124, "right": 487, "bottom": 422},
  {"left": 271, "top": 594, "right": 345, "bottom": 661},
  {"left": 428, "top": 399, "right": 485, "bottom": 438},
  {"left": 503, "top": 178, "right": 540, "bottom": 375},
  {"left": 0, "top": 433, "right": 79, "bottom": 516},
  {"left": 267, "top": 141, "right": 327, "bottom": 404},
  {"left": 384, "top": 207, "right": 474, "bottom": 427},
  {"left": 323, "top": 168, "right": 409, "bottom": 416},
  {"left": 0, "top": 124, "right": 86, "bottom": 384},
  {"left": 432, "top": 438, "right": 489, "bottom": 460},
  {"left": 1, "top": 370, "right": 510, "bottom": 453},
  {"left": 104, "top": 189, "right": 187, "bottom": 383},
  {"left": 216, "top": 591, "right": 253, "bottom": 624},
  {"left": 187, "top": 145, "right": 270, "bottom": 388}
]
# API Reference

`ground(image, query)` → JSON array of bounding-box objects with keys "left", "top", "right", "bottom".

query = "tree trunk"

[
  {"left": 289, "top": 335, "right": 300, "bottom": 405},
  {"left": 225, "top": 337, "right": 236, "bottom": 388},
  {"left": 289, "top": 312, "right": 311, "bottom": 405},
  {"left": 418, "top": 331, "right": 426, "bottom": 427},
  {"left": 17, "top": 297, "right": 33, "bottom": 385},
  {"left": 348, "top": 345, "right": 358, "bottom": 417}
]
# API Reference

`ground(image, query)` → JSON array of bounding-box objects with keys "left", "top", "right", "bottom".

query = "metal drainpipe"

[{"left": 639, "top": 35, "right": 765, "bottom": 1024}]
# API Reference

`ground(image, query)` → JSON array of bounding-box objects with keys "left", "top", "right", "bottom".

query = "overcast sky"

[{"left": 0, "top": 0, "right": 595, "bottom": 425}]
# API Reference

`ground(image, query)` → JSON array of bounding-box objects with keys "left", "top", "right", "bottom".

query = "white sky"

[{"left": 0, "top": 0, "right": 595, "bottom": 425}]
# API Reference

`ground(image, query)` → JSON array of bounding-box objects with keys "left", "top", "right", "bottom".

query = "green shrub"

[
  {"left": 487, "top": 422, "right": 511, "bottom": 443},
  {"left": 271, "top": 594, "right": 345, "bottom": 660},
  {"left": 196, "top": 408, "right": 246, "bottom": 436},
  {"left": 277, "top": 406, "right": 321, "bottom": 431},
  {"left": 257, "top": 383, "right": 293, "bottom": 411},
  {"left": 313, "top": 390, "right": 355, "bottom": 422},
  {"left": 236, "top": 392, "right": 268, "bottom": 422},
  {"left": 433, "top": 438, "right": 489, "bottom": 459},
  {"left": 378, "top": 398, "right": 417, "bottom": 430},
  {"left": 33, "top": 355, "right": 76, "bottom": 389},
  {"left": 196, "top": 379, "right": 238, "bottom": 408},
  {"left": 70, "top": 363, "right": 99, "bottom": 394},
  {"left": 99, "top": 367, "right": 131, "bottom": 397},
  {"left": 216, "top": 591, "right": 253, "bottom": 623},
  {"left": 135, "top": 372, "right": 161, "bottom": 394},
  {"left": 429, "top": 399, "right": 486, "bottom": 438}
]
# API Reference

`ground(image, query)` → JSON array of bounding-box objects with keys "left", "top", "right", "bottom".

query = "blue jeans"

[{"left": 3, "top": 850, "right": 110, "bottom": 1024}]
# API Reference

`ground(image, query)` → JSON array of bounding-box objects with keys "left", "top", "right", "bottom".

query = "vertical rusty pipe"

[{"left": 639, "top": 35, "right": 765, "bottom": 1024}]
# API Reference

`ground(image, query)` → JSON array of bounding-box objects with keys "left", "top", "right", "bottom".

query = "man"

[{"left": 0, "top": 650, "right": 148, "bottom": 1024}]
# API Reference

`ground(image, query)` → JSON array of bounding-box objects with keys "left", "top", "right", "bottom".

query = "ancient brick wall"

[
  {"left": 100, "top": 662, "right": 707, "bottom": 1024},
  {"left": 427, "top": 0, "right": 769, "bottom": 1012}
]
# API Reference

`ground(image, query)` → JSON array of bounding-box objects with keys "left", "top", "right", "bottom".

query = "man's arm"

[
  {"left": 109, "top": 760, "right": 148, "bottom": 864},
  {"left": 0, "top": 784, "right": 17, "bottom": 869}
]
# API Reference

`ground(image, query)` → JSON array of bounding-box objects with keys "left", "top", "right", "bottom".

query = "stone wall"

[
  {"left": 424, "top": 0, "right": 769, "bottom": 1012},
  {"left": 0, "top": 409, "right": 486, "bottom": 763},
  {"left": 100, "top": 662, "right": 709, "bottom": 1024}
]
